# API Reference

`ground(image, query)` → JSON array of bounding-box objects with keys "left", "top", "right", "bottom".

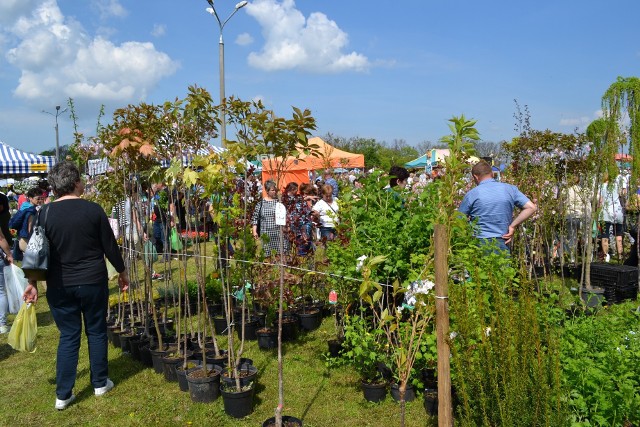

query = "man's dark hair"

[
  {"left": 389, "top": 165, "right": 409, "bottom": 188},
  {"left": 471, "top": 161, "right": 493, "bottom": 178}
]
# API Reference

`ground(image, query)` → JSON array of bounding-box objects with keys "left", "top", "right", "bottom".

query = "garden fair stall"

[
  {"left": 87, "top": 145, "right": 243, "bottom": 176},
  {"left": 261, "top": 136, "right": 364, "bottom": 188},
  {"left": 0, "top": 141, "right": 56, "bottom": 175}
]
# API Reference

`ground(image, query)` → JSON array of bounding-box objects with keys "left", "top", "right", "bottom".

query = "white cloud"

[
  {"left": 236, "top": 32, "right": 253, "bottom": 46},
  {"left": 245, "top": 0, "right": 369, "bottom": 73},
  {"left": 559, "top": 117, "right": 590, "bottom": 127},
  {"left": 2, "top": 0, "right": 178, "bottom": 105},
  {"left": 0, "top": 0, "right": 40, "bottom": 26},
  {"left": 93, "top": 0, "right": 127, "bottom": 20},
  {"left": 151, "top": 24, "right": 166, "bottom": 38}
]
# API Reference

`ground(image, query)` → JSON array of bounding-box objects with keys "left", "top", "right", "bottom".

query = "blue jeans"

[
  {"left": 0, "top": 257, "right": 7, "bottom": 326},
  {"left": 478, "top": 237, "right": 510, "bottom": 255},
  {"left": 153, "top": 222, "right": 167, "bottom": 258},
  {"left": 319, "top": 227, "right": 336, "bottom": 241},
  {"left": 47, "top": 283, "right": 109, "bottom": 400}
]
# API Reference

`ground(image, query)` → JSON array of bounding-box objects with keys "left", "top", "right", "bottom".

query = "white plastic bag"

[
  {"left": 106, "top": 258, "right": 119, "bottom": 280},
  {"left": 4, "top": 264, "right": 28, "bottom": 314}
]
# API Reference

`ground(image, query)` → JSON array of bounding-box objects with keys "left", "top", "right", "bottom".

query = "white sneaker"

[
  {"left": 0, "top": 325, "right": 8, "bottom": 334},
  {"left": 94, "top": 378, "right": 114, "bottom": 396},
  {"left": 55, "top": 394, "right": 76, "bottom": 410}
]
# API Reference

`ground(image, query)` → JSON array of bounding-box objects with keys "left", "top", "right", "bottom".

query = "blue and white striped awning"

[
  {"left": 0, "top": 141, "right": 56, "bottom": 175},
  {"left": 86, "top": 145, "right": 228, "bottom": 176}
]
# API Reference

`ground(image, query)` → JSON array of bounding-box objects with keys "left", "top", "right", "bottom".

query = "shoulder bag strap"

[
  {"left": 35, "top": 203, "right": 50, "bottom": 231},
  {"left": 257, "top": 200, "right": 264, "bottom": 234}
]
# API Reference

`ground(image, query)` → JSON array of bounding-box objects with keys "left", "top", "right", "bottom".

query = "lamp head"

[
  {"left": 235, "top": 1, "right": 248, "bottom": 9},
  {"left": 56, "top": 105, "right": 60, "bottom": 111},
  {"left": 205, "top": 7, "right": 215, "bottom": 15}
]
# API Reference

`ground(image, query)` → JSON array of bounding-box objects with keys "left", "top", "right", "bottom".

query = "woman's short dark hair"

[
  {"left": 285, "top": 182, "right": 299, "bottom": 193},
  {"left": 389, "top": 165, "right": 409, "bottom": 188},
  {"left": 48, "top": 161, "right": 81, "bottom": 197},
  {"left": 264, "top": 180, "right": 277, "bottom": 192},
  {"left": 26, "top": 187, "right": 41, "bottom": 198}
]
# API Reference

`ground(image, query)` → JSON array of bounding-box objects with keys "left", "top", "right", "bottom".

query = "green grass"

[{"left": 0, "top": 283, "right": 433, "bottom": 427}]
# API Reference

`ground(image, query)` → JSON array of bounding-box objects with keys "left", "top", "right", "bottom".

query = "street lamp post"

[
  {"left": 42, "top": 105, "right": 68, "bottom": 162},
  {"left": 206, "top": 0, "right": 248, "bottom": 148}
]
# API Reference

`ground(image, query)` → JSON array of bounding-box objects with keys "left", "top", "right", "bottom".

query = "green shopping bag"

[
  {"left": 143, "top": 240, "right": 159, "bottom": 264},
  {"left": 170, "top": 228, "right": 183, "bottom": 251},
  {"left": 8, "top": 303, "right": 38, "bottom": 353}
]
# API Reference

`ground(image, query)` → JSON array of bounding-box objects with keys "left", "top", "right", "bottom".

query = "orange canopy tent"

[{"left": 261, "top": 137, "right": 364, "bottom": 188}]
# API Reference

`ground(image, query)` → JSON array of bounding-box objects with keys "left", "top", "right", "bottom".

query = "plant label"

[
  {"left": 329, "top": 290, "right": 338, "bottom": 304},
  {"left": 275, "top": 202, "right": 287, "bottom": 226}
]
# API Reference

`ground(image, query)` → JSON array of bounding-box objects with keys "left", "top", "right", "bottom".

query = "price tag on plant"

[
  {"left": 329, "top": 290, "right": 337, "bottom": 305},
  {"left": 275, "top": 202, "right": 287, "bottom": 226}
]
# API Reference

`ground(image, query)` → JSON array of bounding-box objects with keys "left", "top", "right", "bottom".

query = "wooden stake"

[{"left": 434, "top": 224, "right": 453, "bottom": 426}]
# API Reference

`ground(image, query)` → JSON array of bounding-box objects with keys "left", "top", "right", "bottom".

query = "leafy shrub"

[{"left": 560, "top": 304, "right": 640, "bottom": 425}]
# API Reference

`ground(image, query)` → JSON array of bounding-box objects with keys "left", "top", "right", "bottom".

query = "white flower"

[
  {"left": 484, "top": 327, "right": 491, "bottom": 337},
  {"left": 403, "top": 279, "right": 435, "bottom": 308},
  {"left": 449, "top": 331, "right": 458, "bottom": 340},
  {"left": 356, "top": 255, "right": 368, "bottom": 272}
]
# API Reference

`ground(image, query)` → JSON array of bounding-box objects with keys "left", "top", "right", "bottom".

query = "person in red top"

[{"left": 17, "top": 192, "right": 27, "bottom": 210}]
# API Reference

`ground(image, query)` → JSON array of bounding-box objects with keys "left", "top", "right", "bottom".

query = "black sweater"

[{"left": 42, "top": 199, "right": 125, "bottom": 287}]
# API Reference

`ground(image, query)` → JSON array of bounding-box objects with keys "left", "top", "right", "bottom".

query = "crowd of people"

[{"left": 0, "top": 158, "right": 636, "bottom": 411}]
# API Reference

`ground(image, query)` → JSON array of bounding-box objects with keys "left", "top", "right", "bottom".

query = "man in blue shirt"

[
  {"left": 324, "top": 171, "right": 339, "bottom": 198},
  {"left": 459, "top": 161, "right": 536, "bottom": 252}
]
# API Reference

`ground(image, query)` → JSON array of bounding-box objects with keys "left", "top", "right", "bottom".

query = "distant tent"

[
  {"left": 615, "top": 153, "right": 632, "bottom": 162},
  {"left": 404, "top": 154, "right": 429, "bottom": 168},
  {"left": 261, "top": 137, "right": 365, "bottom": 187},
  {"left": 0, "top": 141, "right": 56, "bottom": 175}
]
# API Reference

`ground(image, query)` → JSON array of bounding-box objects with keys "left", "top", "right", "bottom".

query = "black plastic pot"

[
  {"left": 221, "top": 384, "right": 255, "bottom": 418},
  {"left": 257, "top": 329, "right": 277, "bottom": 350},
  {"left": 581, "top": 287, "right": 605, "bottom": 308},
  {"left": 107, "top": 324, "right": 119, "bottom": 344},
  {"left": 187, "top": 366, "right": 222, "bottom": 403},
  {"left": 149, "top": 345, "right": 176, "bottom": 374},
  {"left": 176, "top": 360, "right": 202, "bottom": 392},
  {"left": 162, "top": 351, "right": 193, "bottom": 382},
  {"left": 424, "top": 388, "right": 438, "bottom": 415},
  {"left": 111, "top": 329, "right": 124, "bottom": 348},
  {"left": 205, "top": 351, "right": 228, "bottom": 367},
  {"left": 390, "top": 383, "right": 416, "bottom": 402},
  {"left": 220, "top": 365, "right": 258, "bottom": 388},
  {"left": 278, "top": 317, "right": 299, "bottom": 342},
  {"left": 361, "top": 381, "right": 387, "bottom": 403},
  {"left": 119, "top": 332, "right": 136, "bottom": 353},
  {"left": 237, "top": 319, "right": 259, "bottom": 341},
  {"left": 262, "top": 415, "right": 303, "bottom": 427},
  {"left": 213, "top": 317, "right": 229, "bottom": 335},
  {"left": 139, "top": 344, "right": 153, "bottom": 367},
  {"left": 421, "top": 368, "right": 437, "bottom": 389},
  {"left": 298, "top": 309, "right": 322, "bottom": 332},
  {"left": 129, "top": 335, "right": 148, "bottom": 361},
  {"left": 327, "top": 339, "right": 343, "bottom": 358}
]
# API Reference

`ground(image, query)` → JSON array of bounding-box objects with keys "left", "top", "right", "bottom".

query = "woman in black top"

[{"left": 23, "top": 161, "right": 129, "bottom": 410}]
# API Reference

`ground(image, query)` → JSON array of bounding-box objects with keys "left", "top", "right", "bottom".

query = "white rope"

[{"left": 119, "top": 244, "right": 397, "bottom": 289}]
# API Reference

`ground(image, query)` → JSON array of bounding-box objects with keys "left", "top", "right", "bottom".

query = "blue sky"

[{"left": 0, "top": 0, "right": 638, "bottom": 155}]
